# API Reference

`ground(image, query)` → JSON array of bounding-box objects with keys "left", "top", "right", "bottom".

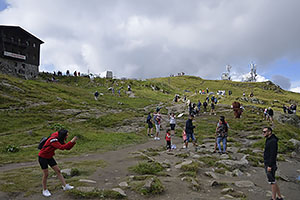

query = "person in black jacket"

[
  {"left": 185, "top": 115, "right": 197, "bottom": 148},
  {"left": 263, "top": 127, "right": 283, "bottom": 200}
]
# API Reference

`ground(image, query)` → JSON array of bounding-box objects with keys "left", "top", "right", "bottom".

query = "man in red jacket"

[{"left": 38, "top": 129, "right": 78, "bottom": 197}]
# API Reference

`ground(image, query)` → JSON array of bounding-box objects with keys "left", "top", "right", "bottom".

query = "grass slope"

[{"left": 0, "top": 73, "right": 300, "bottom": 165}]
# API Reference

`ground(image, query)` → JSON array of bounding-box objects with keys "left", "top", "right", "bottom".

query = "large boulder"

[{"left": 274, "top": 111, "right": 300, "bottom": 128}]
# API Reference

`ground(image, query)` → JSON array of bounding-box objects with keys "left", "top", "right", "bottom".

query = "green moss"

[
  {"left": 180, "top": 161, "right": 200, "bottom": 172},
  {"left": 129, "top": 161, "right": 164, "bottom": 175}
]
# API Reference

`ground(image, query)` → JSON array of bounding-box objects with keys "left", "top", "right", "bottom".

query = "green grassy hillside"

[{"left": 0, "top": 73, "right": 300, "bottom": 165}]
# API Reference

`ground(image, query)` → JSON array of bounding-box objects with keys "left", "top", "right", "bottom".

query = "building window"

[
  {"left": 33, "top": 43, "right": 36, "bottom": 48},
  {"left": 33, "top": 55, "right": 36, "bottom": 60},
  {"left": 18, "top": 38, "right": 21, "bottom": 44},
  {"left": 11, "top": 37, "right": 14, "bottom": 42},
  {"left": 26, "top": 41, "right": 30, "bottom": 46}
]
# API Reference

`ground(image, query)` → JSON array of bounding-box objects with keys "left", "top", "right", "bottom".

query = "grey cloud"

[
  {"left": 1, "top": 0, "right": 300, "bottom": 78},
  {"left": 271, "top": 75, "right": 291, "bottom": 90}
]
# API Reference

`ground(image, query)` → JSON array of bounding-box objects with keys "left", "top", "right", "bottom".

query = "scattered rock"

[
  {"left": 76, "top": 186, "right": 96, "bottom": 193},
  {"left": 119, "top": 182, "right": 129, "bottom": 187},
  {"left": 225, "top": 171, "right": 233, "bottom": 177},
  {"left": 220, "top": 154, "right": 230, "bottom": 159},
  {"left": 175, "top": 160, "right": 193, "bottom": 169},
  {"left": 232, "top": 169, "right": 243, "bottom": 177},
  {"left": 61, "top": 169, "right": 71, "bottom": 176},
  {"left": 112, "top": 188, "right": 126, "bottom": 197},
  {"left": 289, "top": 139, "right": 300, "bottom": 147},
  {"left": 234, "top": 180, "right": 254, "bottom": 188},
  {"left": 221, "top": 187, "right": 234, "bottom": 194},
  {"left": 79, "top": 179, "right": 97, "bottom": 184},
  {"left": 205, "top": 172, "right": 218, "bottom": 179},
  {"left": 210, "top": 180, "right": 219, "bottom": 187},
  {"left": 217, "top": 155, "right": 248, "bottom": 170}
]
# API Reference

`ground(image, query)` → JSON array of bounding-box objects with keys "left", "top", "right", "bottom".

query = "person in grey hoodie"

[{"left": 263, "top": 127, "right": 283, "bottom": 200}]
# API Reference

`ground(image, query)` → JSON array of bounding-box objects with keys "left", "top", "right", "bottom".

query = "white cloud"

[
  {"left": 290, "top": 87, "right": 300, "bottom": 93},
  {"left": 1, "top": 0, "right": 300, "bottom": 79}
]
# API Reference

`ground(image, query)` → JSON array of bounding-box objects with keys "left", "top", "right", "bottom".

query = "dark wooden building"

[{"left": 0, "top": 25, "right": 44, "bottom": 79}]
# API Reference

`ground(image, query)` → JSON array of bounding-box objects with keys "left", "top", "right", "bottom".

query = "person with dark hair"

[
  {"left": 262, "top": 127, "right": 283, "bottom": 200},
  {"left": 185, "top": 115, "right": 197, "bottom": 148},
  {"left": 169, "top": 113, "right": 176, "bottom": 135},
  {"left": 215, "top": 116, "right": 229, "bottom": 154},
  {"left": 38, "top": 129, "right": 78, "bottom": 197},
  {"left": 165, "top": 129, "right": 172, "bottom": 151},
  {"left": 146, "top": 112, "right": 153, "bottom": 137}
]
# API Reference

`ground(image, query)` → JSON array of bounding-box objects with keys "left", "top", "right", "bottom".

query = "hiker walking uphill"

[
  {"left": 215, "top": 116, "right": 229, "bottom": 154},
  {"left": 146, "top": 112, "right": 153, "bottom": 137},
  {"left": 185, "top": 115, "right": 197, "bottom": 148},
  {"left": 38, "top": 129, "right": 78, "bottom": 197},
  {"left": 153, "top": 111, "right": 162, "bottom": 140},
  {"left": 169, "top": 113, "right": 176, "bottom": 135},
  {"left": 262, "top": 127, "right": 284, "bottom": 200},
  {"left": 232, "top": 101, "right": 242, "bottom": 118}
]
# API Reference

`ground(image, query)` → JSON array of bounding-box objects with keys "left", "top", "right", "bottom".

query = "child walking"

[
  {"left": 165, "top": 129, "right": 172, "bottom": 151},
  {"left": 182, "top": 129, "right": 187, "bottom": 149}
]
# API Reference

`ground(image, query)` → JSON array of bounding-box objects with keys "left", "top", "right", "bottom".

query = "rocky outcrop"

[{"left": 274, "top": 111, "right": 300, "bottom": 128}]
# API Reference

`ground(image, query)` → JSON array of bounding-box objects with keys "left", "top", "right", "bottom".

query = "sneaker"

[
  {"left": 42, "top": 189, "right": 51, "bottom": 197},
  {"left": 154, "top": 137, "right": 157, "bottom": 140},
  {"left": 62, "top": 184, "right": 74, "bottom": 191},
  {"left": 156, "top": 137, "right": 160, "bottom": 140}
]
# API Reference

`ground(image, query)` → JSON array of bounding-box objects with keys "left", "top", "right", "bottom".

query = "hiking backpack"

[
  {"left": 37, "top": 136, "right": 50, "bottom": 150},
  {"left": 217, "top": 122, "right": 228, "bottom": 137}
]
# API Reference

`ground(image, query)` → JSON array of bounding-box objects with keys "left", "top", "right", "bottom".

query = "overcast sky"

[{"left": 0, "top": 0, "right": 300, "bottom": 92}]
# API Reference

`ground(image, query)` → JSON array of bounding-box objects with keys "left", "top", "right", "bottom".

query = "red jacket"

[
  {"left": 38, "top": 132, "right": 75, "bottom": 159},
  {"left": 165, "top": 132, "right": 171, "bottom": 141}
]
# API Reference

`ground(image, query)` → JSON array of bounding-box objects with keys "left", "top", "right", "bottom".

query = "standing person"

[
  {"left": 216, "top": 116, "right": 229, "bottom": 154},
  {"left": 185, "top": 115, "right": 197, "bottom": 148},
  {"left": 210, "top": 102, "right": 216, "bottom": 115},
  {"left": 267, "top": 107, "right": 274, "bottom": 123},
  {"left": 169, "top": 113, "right": 176, "bottom": 135},
  {"left": 94, "top": 91, "right": 99, "bottom": 100},
  {"left": 38, "top": 129, "right": 78, "bottom": 197},
  {"left": 197, "top": 100, "right": 201, "bottom": 113},
  {"left": 263, "top": 127, "right": 283, "bottom": 200},
  {"left": 146, "top": 112, "right": 153, "bottom": 137},
  {"left": 165, "top": 129, "right": 172, "bottom": 151},
  {"left": 182, "top": 129, "right": 187, "bottom": 149},
  {"left": 203, "top": 101, "right": 208, "bottom": 113},
  {"left": 153, "top": 111, "right": 161, "bottom": 140}
]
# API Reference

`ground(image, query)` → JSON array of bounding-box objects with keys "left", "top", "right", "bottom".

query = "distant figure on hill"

[
  {"left": 206, "top": 88, "right": 209, "bottom": 93},
  {"left": 66, "top": 70, "right": 70, "bottom": 76},
  {"left": 203, "top": 101, "right": 208, "bottom": 112},
  {"left": 74, "top": 71, "right": 77, "bottom": 76},
  {"left": 232, "top": 101, "right": 242, "bottom": 118},
  {"left": 78, "top": 72, "right": 80, "bottom": 76},
  {"left": 169, "top": 113, "right": 176, "bottom": 135},
  {"left": 127, "top": 85, "right": 131, "bottom": 92},
  {"left": 153, "top": 111, "right": 162, "bottom": 140},
  {"left": 197, "top": 100, "right": 201, "bottom": 113},
  {"left": 267, "top": 107, "right": 274, "bottom": 124},
  {"left": 38, "top": 129, "right": 77, "bottom": 197},
  {"left": 146, "top": 112, "right": 153, "bottom": 137},
  {"left": 182, "top": 129, "right": 187, "bottom": 148},
  {"left": 210, "top": 102, "right": 216, "bottom": 115},
  {"left": 94, "top": 91, "right": 99, "bottom": 100},
  {"left": 228, "top": 90, "right": 232, "bottom": 95}
]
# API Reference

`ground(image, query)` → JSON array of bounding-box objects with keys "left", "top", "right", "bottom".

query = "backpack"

[
  {"left": 217, "top": 122, "right": 228, "bottom": 137},
  {"left": 146, "top": 115, "right": 151, "bottom": 123},
  {"left": 37, "top": 136, "right": 50, "bottom": 150}
]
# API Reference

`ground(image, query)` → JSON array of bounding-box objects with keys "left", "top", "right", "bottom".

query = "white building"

[{"left": 100, "top": 70, "right": 113, "bottom": 78}]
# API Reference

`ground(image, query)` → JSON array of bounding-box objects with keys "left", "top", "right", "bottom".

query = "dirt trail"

[{"left": 1, "top": 102, "right": 300, "bottom": 200}]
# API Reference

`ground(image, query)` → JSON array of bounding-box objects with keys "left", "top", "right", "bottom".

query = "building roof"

[{"left": 0, "top": 25, "right": 44, "bottom": 44}]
